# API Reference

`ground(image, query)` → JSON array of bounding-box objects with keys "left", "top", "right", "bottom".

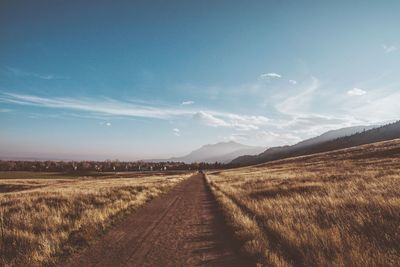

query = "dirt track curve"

[{"left": 63, "top": 174, "right": 250, "bottom": 267}]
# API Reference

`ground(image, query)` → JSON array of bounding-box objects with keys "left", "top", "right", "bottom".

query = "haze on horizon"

[{"left": 1, "top": 0, "right": 399, "bottom": 161}]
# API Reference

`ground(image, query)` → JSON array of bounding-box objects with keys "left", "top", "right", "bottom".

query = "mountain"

[
  {"left": 167, "top": 141, "right": 265, "bottom": 163},
  {"left": 231, "top": 124, "right": 384, "bottom": 165},
  {"left": 293, "top": 125, "right": 377, "bottom": 148}
]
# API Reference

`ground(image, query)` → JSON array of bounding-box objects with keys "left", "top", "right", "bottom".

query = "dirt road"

[{"left": 63, "top": 174, "right": 249, "bottom": 267}]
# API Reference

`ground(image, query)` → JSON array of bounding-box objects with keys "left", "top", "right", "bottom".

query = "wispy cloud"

[
  {"left": 271, "top": 77, "right": 368, "bottom": 138},
  {"left": 181, "top": 100, "right": 194, "bottom": 105},
  {"left": 0, "top": 108, "right": 11, "bottom": 112},
  {"left": 221, "top": 113, "right": 269, "bottom": 131},
  {"left": 224, "top": 133, "right": 250, "bottom": 142},
  {"left": 275, "top": 76, "right": 319, "bottom": 115},
  {"left": 347, "top": 88, "right": 366, "bottom": 96},
  {"left": 193, "top": 111, "right": 230, "bottom": 127},
  {"left": 0, "top": 92, "right": 270, "bottom": 131},
  {"left": 176, "top": 75, "right": 399, "bottom": 146},
  {"left": 278, "top": 115, "right": 361, "bottom": 137},
  {"left": 179, "top": 74, "right": 385, "bottom": 143},
  {"left": 5, "top": 67, "right": 67, "bottom": 80},
  {"left": 0, "top": 93, "right": 190, "bottom": 119},
  {"left": 259, "top": 72, "right": 281, "bottom": 80},
  {"left": 348, "top": 90, "right": 400, "bottom": 122},
  {"left": 192, "top": 110, "right": 270, "bottom": 130},
  {"left": 382, "top": 44, "right": 397, "bottom": 53},
  {"left": 256, "top": 130, "right": 301, "bottom": 146},
  {"left": 99, "top": 121, "right": 112, "bottom": 126},
  {"left": 173, "top": 128, "right": 180, "bottom": 136}
]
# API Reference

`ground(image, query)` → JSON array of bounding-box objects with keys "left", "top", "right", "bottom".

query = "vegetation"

[
  {"left": 0, "top": 171, "right": 191, "bottom": 266},
  {"left": 232, "top": 120, "right": 400, "bottom": 166},
  {"left": 0, "top": 160, "right": 230, "bottom": 172},
  {"left": 207, "top": 139, "right": 400, "bottom": 266}
]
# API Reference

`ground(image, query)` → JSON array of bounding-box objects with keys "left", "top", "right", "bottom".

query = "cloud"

[
  {"left": 99, "top": 121, "right": 112, "bottom": 126},
  {"left": 348, "top": 90, "right": 400, "bottom": 122},
  {"left": 0, "top": 92, "right": 270, "bottom": 131},
  {"left": 275, "top": 77, "right": 320, "bottom": 115},
  {"left": 224, "top": 133, "right": 250, "bottom": 142},
  {"left": 0, "top": 108, "right": 11, "bottom": 112},
  {"left": 173, "top": 128, "right": 180, "bottom": 136},
  {"left": 382, "top": 44, "right": 397, "bottom": 53},
  {"left": 221, "top": 113, "right": 269, "bottom": 131},
  {"left": 192, "top": 110, "right": 270, "bottom": 130},
  {"left": 181, "top": 100, "right": 194, "bottom": 105},
  {"left": 5, "top": 67, "right": 67, "bottom": 80},
  {"left": 271, "top": 77, "right": 368, "bottom": 139},
  {"left": 259, "top": 72, "right": 281, "bottom": 80},
  {"left": 193, "top": 111, "right": 230, "bottom": 127},
  {"left": 276, "top": 115, "right": 362, "bottom": 138},
  {"left": 255, "top": 130, "right": 279, "bottom": 140},
  {"left": 256, "top": 130, "right": 301, "bottom": 145},
  {"left": 0, "top": 93, "right": 192, "bottom": 119},
  {"left": 173, "top": 75, "right": 382, "bottom": 145},
  {"left": 347, "top": 88, "right": 366, "bottom": 96}
]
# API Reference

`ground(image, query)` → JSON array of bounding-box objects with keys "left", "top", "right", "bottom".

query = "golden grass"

[
  {"left": 207, "top": 139, "right": 400, "bottom": 267},
  {"left": 0, "top": 172, "right": 190, "bottom": 266}
]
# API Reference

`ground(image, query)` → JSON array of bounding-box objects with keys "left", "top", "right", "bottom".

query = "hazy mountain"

[
  {"left": 167, "top": 141, "right": 265, "bottom": 163},
  {"left": 231, "top": 124, "right": 383, "bottom": 165},
  {"left": 294, "top": 125, "right": 377, "bottom": 148}
]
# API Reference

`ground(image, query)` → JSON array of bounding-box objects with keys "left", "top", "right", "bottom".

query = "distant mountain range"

[
  {"left": 231, "top": 122, "right": 400, "bottom": 166},
  {"left": 152, "top": 125, "right": 382, "bottom": 164},
  {"left": 157, "top": 141, "right": 265, "bottom": 163}
]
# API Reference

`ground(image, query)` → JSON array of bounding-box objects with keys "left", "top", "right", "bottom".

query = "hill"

[
  {"left": 230, "top": 123, "right": 396, "bottom": 165},
  {"left": 207, "top": 138, "right": 400, "bottom": 266}
]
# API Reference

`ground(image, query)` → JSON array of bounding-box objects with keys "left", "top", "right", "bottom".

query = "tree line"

[{"left": 0, "top": 160, "right": 238, "bottom": 172}]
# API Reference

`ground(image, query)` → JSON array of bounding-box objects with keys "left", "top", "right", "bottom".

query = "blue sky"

[{"left": 1, "top": 0, "right": 400, "bottom": 160}]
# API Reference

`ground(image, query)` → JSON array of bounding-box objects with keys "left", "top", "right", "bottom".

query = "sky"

[{"left": 1, "top": 0, "right": 400, "bottom": 160}]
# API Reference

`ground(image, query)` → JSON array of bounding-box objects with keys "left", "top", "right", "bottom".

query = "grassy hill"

[
  {"left": 207, "top": 138, "right": 400, "bottom": 266},
  {"left": 232, "top": 121, "right": 399, "bottom": 166}
]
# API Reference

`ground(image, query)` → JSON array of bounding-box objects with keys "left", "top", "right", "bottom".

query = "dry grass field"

[
  {"left": 0, "top": 171, "right": 190, "bottom": 266},
  {"left": 207, "top": 139, "right": 400, "bottom": 267}
]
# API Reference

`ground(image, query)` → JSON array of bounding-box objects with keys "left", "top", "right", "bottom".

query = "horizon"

[
  {"left": 0, "top": 139, "right": 252, "bottom": 161},
  {"left": 1, "top": 1, "right": 400, "bottom": 160}
]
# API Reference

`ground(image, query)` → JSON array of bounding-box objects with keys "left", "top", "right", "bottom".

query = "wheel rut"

[{"left": 63, "top": 174, "right": 249, "bottom": 267}]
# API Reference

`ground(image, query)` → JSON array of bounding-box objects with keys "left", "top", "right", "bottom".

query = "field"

[
  {"left": 0, "top": 171, "right": 191, "bottom": 266},
  {"left": 207, "top": 139, "right": 400, "bottom": 267}
]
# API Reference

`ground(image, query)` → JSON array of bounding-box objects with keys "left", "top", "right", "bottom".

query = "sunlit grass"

[
  {"left": 0, "top": 172, "right": 190, "bottom": 266},
  {"left": 207, "top": 139, "right": 400, "bottom": 266}
]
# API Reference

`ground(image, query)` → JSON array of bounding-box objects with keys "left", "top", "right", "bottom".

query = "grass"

[
  {"left": 0, "top": 171, "right": 191, "bottom": 266},
  {"left": 206, "top": 139, "right": 400, "bottom": 267}
]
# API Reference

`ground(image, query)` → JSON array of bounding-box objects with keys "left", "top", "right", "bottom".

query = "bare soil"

[{"left": 62, "top": 174, "right": 249, "bottom": 267}]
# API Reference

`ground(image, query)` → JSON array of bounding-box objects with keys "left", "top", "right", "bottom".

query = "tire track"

[
  {"left": 63, "top": 174, "right": 249, "bottom": 267},
  {"left": 124, "top": 195, "right": 181, "bottom": 263}
]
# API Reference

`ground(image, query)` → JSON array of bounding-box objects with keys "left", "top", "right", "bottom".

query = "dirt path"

[{"left": 63, "top": 174, "right": 249, "bottom": 267}]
